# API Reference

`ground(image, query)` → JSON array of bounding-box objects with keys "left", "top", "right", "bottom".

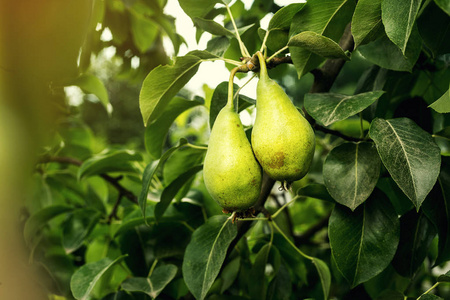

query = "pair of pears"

[{"left": 203, "top": 54, "right": 315, "bottom": 212}]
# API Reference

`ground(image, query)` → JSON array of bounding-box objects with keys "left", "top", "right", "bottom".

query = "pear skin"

[
  {"left": 203, "top": 106, "right": 262, "bottom": 211},
  {"left": 252, "top": 53, "right": 315, "bottom": 182}
]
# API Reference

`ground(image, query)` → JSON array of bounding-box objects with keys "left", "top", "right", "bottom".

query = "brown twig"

[
  {"left": 314, "top": 124, "right": 366, "bottom": 142},
  {"left": 107, "top": 193, "right": 123, "bottom": 223},
  {"left": 38, "top": 156, "right": 138, "bottom": 205}
]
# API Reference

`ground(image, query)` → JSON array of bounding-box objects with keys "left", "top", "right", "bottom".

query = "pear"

[
  {"left": 203, "top": 94, "right": 262, "bottom": 212},
  {"left": 252, "top": 52, "right": 315, "bottom": 184}
]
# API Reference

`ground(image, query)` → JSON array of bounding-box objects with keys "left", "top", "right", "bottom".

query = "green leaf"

[
  {"left": 163, "top": 147, "right": 205, "bottom": 185},
  {"left": 288, "top": 31, "right": 349, "bottom": 60},
  {"left": 438, "top": 270, "right": 450, "bottom": 282},
  {"left": 207, "top": 36, "right": 230, "bottom": 56},
  {"left": 358, "top": 27, "right": 422, "bottom": 72},
  {"left": 24, "top": 205, "right": 73, "bottom": 246},
  {"left": 209, "top": 81, "right": 255, "bottom": 129},
  {"left": 78, "top": 149, "right": 142, "bottom": 179},
  {"left": 249, "top": 244, "right": 271, "bottom": 300},
  {"left": 121, "top": 264, "right": 178, "bottom": 299},
  {"left": 382, "top": 0, "right": 422, "bottom": 54},
  {"left": 63, "top": 208, "right": 102, "bottom": 253},
  {"left": 259, "top": 28, "right": 290, "bottom": 52},
  {"left": 68, "top": 74, "right": 112, "bottom": 114},
  {"left": 375, "top": 290, "right": 405, "bottom": 300},
  {"left": 369, "top": 118, "right": 441, "bottom": 209},
  {"left": 102, "top": 291, "right": 134, "bottom": 300},
  {"left": 329, "top": 190, "right": 400, "bottom": 287},
  {"left": 422, "top": 158, "right": 450, "bottom": 265},
  {"left": 304, "top": 91, "right": 384, "bottom": 126},
  {"left": 145, "top": 97, "right": 202, "bottom": 159},
  {"left": 179, "top": 0, "right": 220, "bottom": 19},
  {"left": 139, "top": 138, "right": 188, "bottom": 221},
  {"left": 155, "top": 165, "right": 203, "bottom": 221},
  {"left": 312, "top": 258, "right": 331, "bottom": 300},
  {"left": 418, "top": 295, "right": 444, "bottom": 300},
  {"left": 435, "top": 0, "right": 450, "bottom": 16},
  {"left": 429, "top": 88, "right": 450, "bottom": 113},
  {"left": 71, "top": 255, "right": 126, "bottom": 300},
  {"left": 289, "top": 0, "right": 356, "bottom": 78},
  {"left": 220, "top": 257, "right": 240, "bottom": 293},
  {"left": 193, "top": 17, "right": 234, "bottom": 37},
  {"left": 351, "top": 0, "right": 383, "bottom": 48},
  {"left": 296, "top": 183, "right": 335, "bottom": 203},
  {"left": 268, "top": 3, "right": 305, "bottom": 30},
  {"left": 324, "top": 142, "right": 381, "bottom": 211},
  {"left": 130, "top": 10, "right": 159, "bottom": 53},
  {"left": 391, "top": 211, "right": 436, "bottom": 277},
  {"left": 140, "top": 55, "right": 203, "bottom": 126},
  {"left": 182, "top": 215, "right": 238, "bottom": 300},
  {"left": 417, "top": 2, "right": 450, "bottom": 57}
]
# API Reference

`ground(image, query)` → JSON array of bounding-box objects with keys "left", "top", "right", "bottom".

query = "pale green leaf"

[
  {"left": 429, "top": 88, "right": 450, "bottom": 113},
  {"left": 193, "top": 17, "right": 234, "bottom": 37},
  {"left": 352, "top": 0, "right": 384, "bottom": 48},
  {"left": 69, "top": 74, "right": 112, "bottom": 114},
  {"left": 329, "top": 190, "right": 400, "bottom": 287},
  {"left": 382, "top": 0, "right": 423, "bottom": 54},
  {"left": 288, "top": 31, "right": 349, "bottom": 60},
  {"left": 324, "top": 142, "right": 381, "bottom": 211},
  {"left": 304, "top": 91, "right": 384, "bottom": 126},
  {"left": 268, "top": 3, "right": 305, "bottom": 30},
  {"left": 369, "top": 118, "right": 441, "bottom": 209},
  {"left": 182, "top": 215, "right": 237, "bottom": 300},
  {"left": 71, "top": 255, "right": 126, "bottom": 300},
  {"left": 130, "top": 10, "right": 159, "bottom": 53},
  {"left": 179, "top": 0, "right": 220, "bottom": 19},
  {"left": 435, "top": 0, "right": 450, "bottom": 16}
]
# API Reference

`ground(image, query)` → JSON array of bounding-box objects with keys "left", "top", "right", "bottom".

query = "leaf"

[
  {"left": 63, "top": 208, "right": 102, "bottom": 253},
  {"left": 438, "top": 270, "right": 450, "bottom": 282},
  {"left": 155, "top": 165, "right": 203, "bottom": 221},
  {"left": 435, "top": 0, "right": 450, "bottom": 16},
  {"left": 139, "top": 138, "right": 188, "bottom": 221},
  {"left": 121, "top": 264, "right": 178, "bottom": 299},
  {"left": 369, "top": 118, "right": 441, "bottom": 209},
  {"left": 130, "top": 10, "right": 159, "bottom": 53},
  {"left": 163, "top": 147, "right": 205, "bottom": 185},
  {"left": 351, "top": 0, "right": 384, "bottom": 48},
  {"left": 429, "top": 88, "right": 450, "bottom": 113},
  {"left": 288, "top": 31, "right": 349, "bottom": 60},
  {"left": 304, "top": 91, "right": 385, "bottom": 126},
  {"left": 296, "top": 183, "right": 335, "bottom": 203},
  {"left": 101, "top": 291, "right": 134, "bottom": 300},
  {"left": 289, "top": 0, "right": 356, "bottom": 78},
  {"left": 193, "top": 17, "right": 234, "bottom": 37},
  {"left": 422, "top": 158, "right": 450, "bottom": 265},
  {"left": 418, "top": 295, "right": 444, "bottom": 300},
  {"left": 209, "top": 81, "right": 256, "bottom": 129},
  {"left": 382, "top": 0, "right": 422, "bottom": 54},
  {"left": 249, "top": 244, "right": 271, "bottom": 300},
  {"left": 391, "top": 211, "right": 436, "bottom": 277},
  {"left": 68, "top": 74, "right": 112, "bottom": 114},
  {"left": 71, "top": 255, "right": 126, "bottom": 300},
  {"left": 417, "top": 2, "right": 450, "bottom": 57},
  {"left": 145, "top": 97, "right": 202, "bottom": 159},
  {"left": 78, "top": 149, "right": 142, "bottom": 179},
  {"left": 179, "top": 0, "right": 220, "bottom": 19},
  {"left": 268, "top": 3, "right": 305, "bottom": 31},
  {"left": 375, "top": 290, "right": 405, "bottom": 300},
  {"left": 329, "top": 189, "right": 400, "bottom": 287},
  {"left": 140, "top": 55, "right": 203, "bottom": 126},
  {"left": 323, "top": 142, "right": 381, "bottom": 211},
  {"left": 312, "top": 258, "right": 331, "bottom": 300},
  {"left": 220, "top": 257, "right": 240, "bottom": 293},
  {"left": 182, "top": 215, "right": 237, "bottom": 300},
  {"left": 358, "top": 27, "right": 422, "bottom": 72},
  {"left": 23, "top": 205, "right": 74, "bottom": 246},
  {"left": 266, "top": 263, "right": 292, "bottom": 300}
]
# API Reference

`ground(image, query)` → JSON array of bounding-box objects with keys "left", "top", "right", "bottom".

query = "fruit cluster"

[{"left": 203, "top": 52, "right": 315, "bottom": 213}]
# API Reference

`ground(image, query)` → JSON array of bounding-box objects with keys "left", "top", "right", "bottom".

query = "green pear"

[
  {"left": 203, "top": 104, "right": 262, "bottom": 212},
  {"left": 252, "top": 52, "right": 315, "bottom": 183}
]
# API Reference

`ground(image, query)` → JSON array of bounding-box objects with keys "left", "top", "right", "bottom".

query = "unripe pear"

[
  {"left": 251, "top": 52, "right": 315, "bottom": 183},
  {"left": 203, "top": 102, "right": 262, "bottom": 211}
]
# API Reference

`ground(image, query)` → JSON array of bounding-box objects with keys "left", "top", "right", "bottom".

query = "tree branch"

[
  {"left": 314, "top": 124, "right": 366, "bottom": 142},
  {"left": 38, "top": 156, "right": 138, "bottom": 205}
]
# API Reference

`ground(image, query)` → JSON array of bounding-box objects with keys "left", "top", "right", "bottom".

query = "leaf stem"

[
  {"left": 271, "top": 196, "right": 299, "bottom": 219},
  {"left": 233, "top": 73, "right": 257, "bottom": 100},
  {"left": 237, "top": 217, "right": 269, "bottom": 222},
  {"left": 187, "top": 143, "right": 208, "bottom": 150},
  {"left": 267, "top": 45, "right": 289, "bottom": 62},
  {"left": 359, "top": 112, "right": 364, "bottom": 139},
  {"left": 228, "top": 67, "right": 239, "bottom": 108},
  {"left": 418, "top": 282, "right": 440, "bottom": 299},
  {"left": 148, "top": 259, "right": 158, "bottom": 277},
  {"left": 226, "top": 4, "right": 250, "bottom": 57},
  {"left": 260, "top": 29, "right": 270, "bottom": 53},
  {"left": 272, "top": 220, "right": 313, "bottom": 260}
]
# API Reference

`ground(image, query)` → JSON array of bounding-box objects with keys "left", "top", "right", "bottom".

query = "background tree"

[{"left": 2, "top": 0, "right": 450, "bottom": 299}]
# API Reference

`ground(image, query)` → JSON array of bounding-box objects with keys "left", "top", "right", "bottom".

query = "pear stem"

[
  {"left": 227, "top": 67, "right": 239, "bottom": 109},
  {"left": 255, "top": 51, "right": 268, "bottom": 80}
]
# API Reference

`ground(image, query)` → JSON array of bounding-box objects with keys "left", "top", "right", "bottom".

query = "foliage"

[{"left": 25, "top": 0, "right": 450, "bottom": 299}]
